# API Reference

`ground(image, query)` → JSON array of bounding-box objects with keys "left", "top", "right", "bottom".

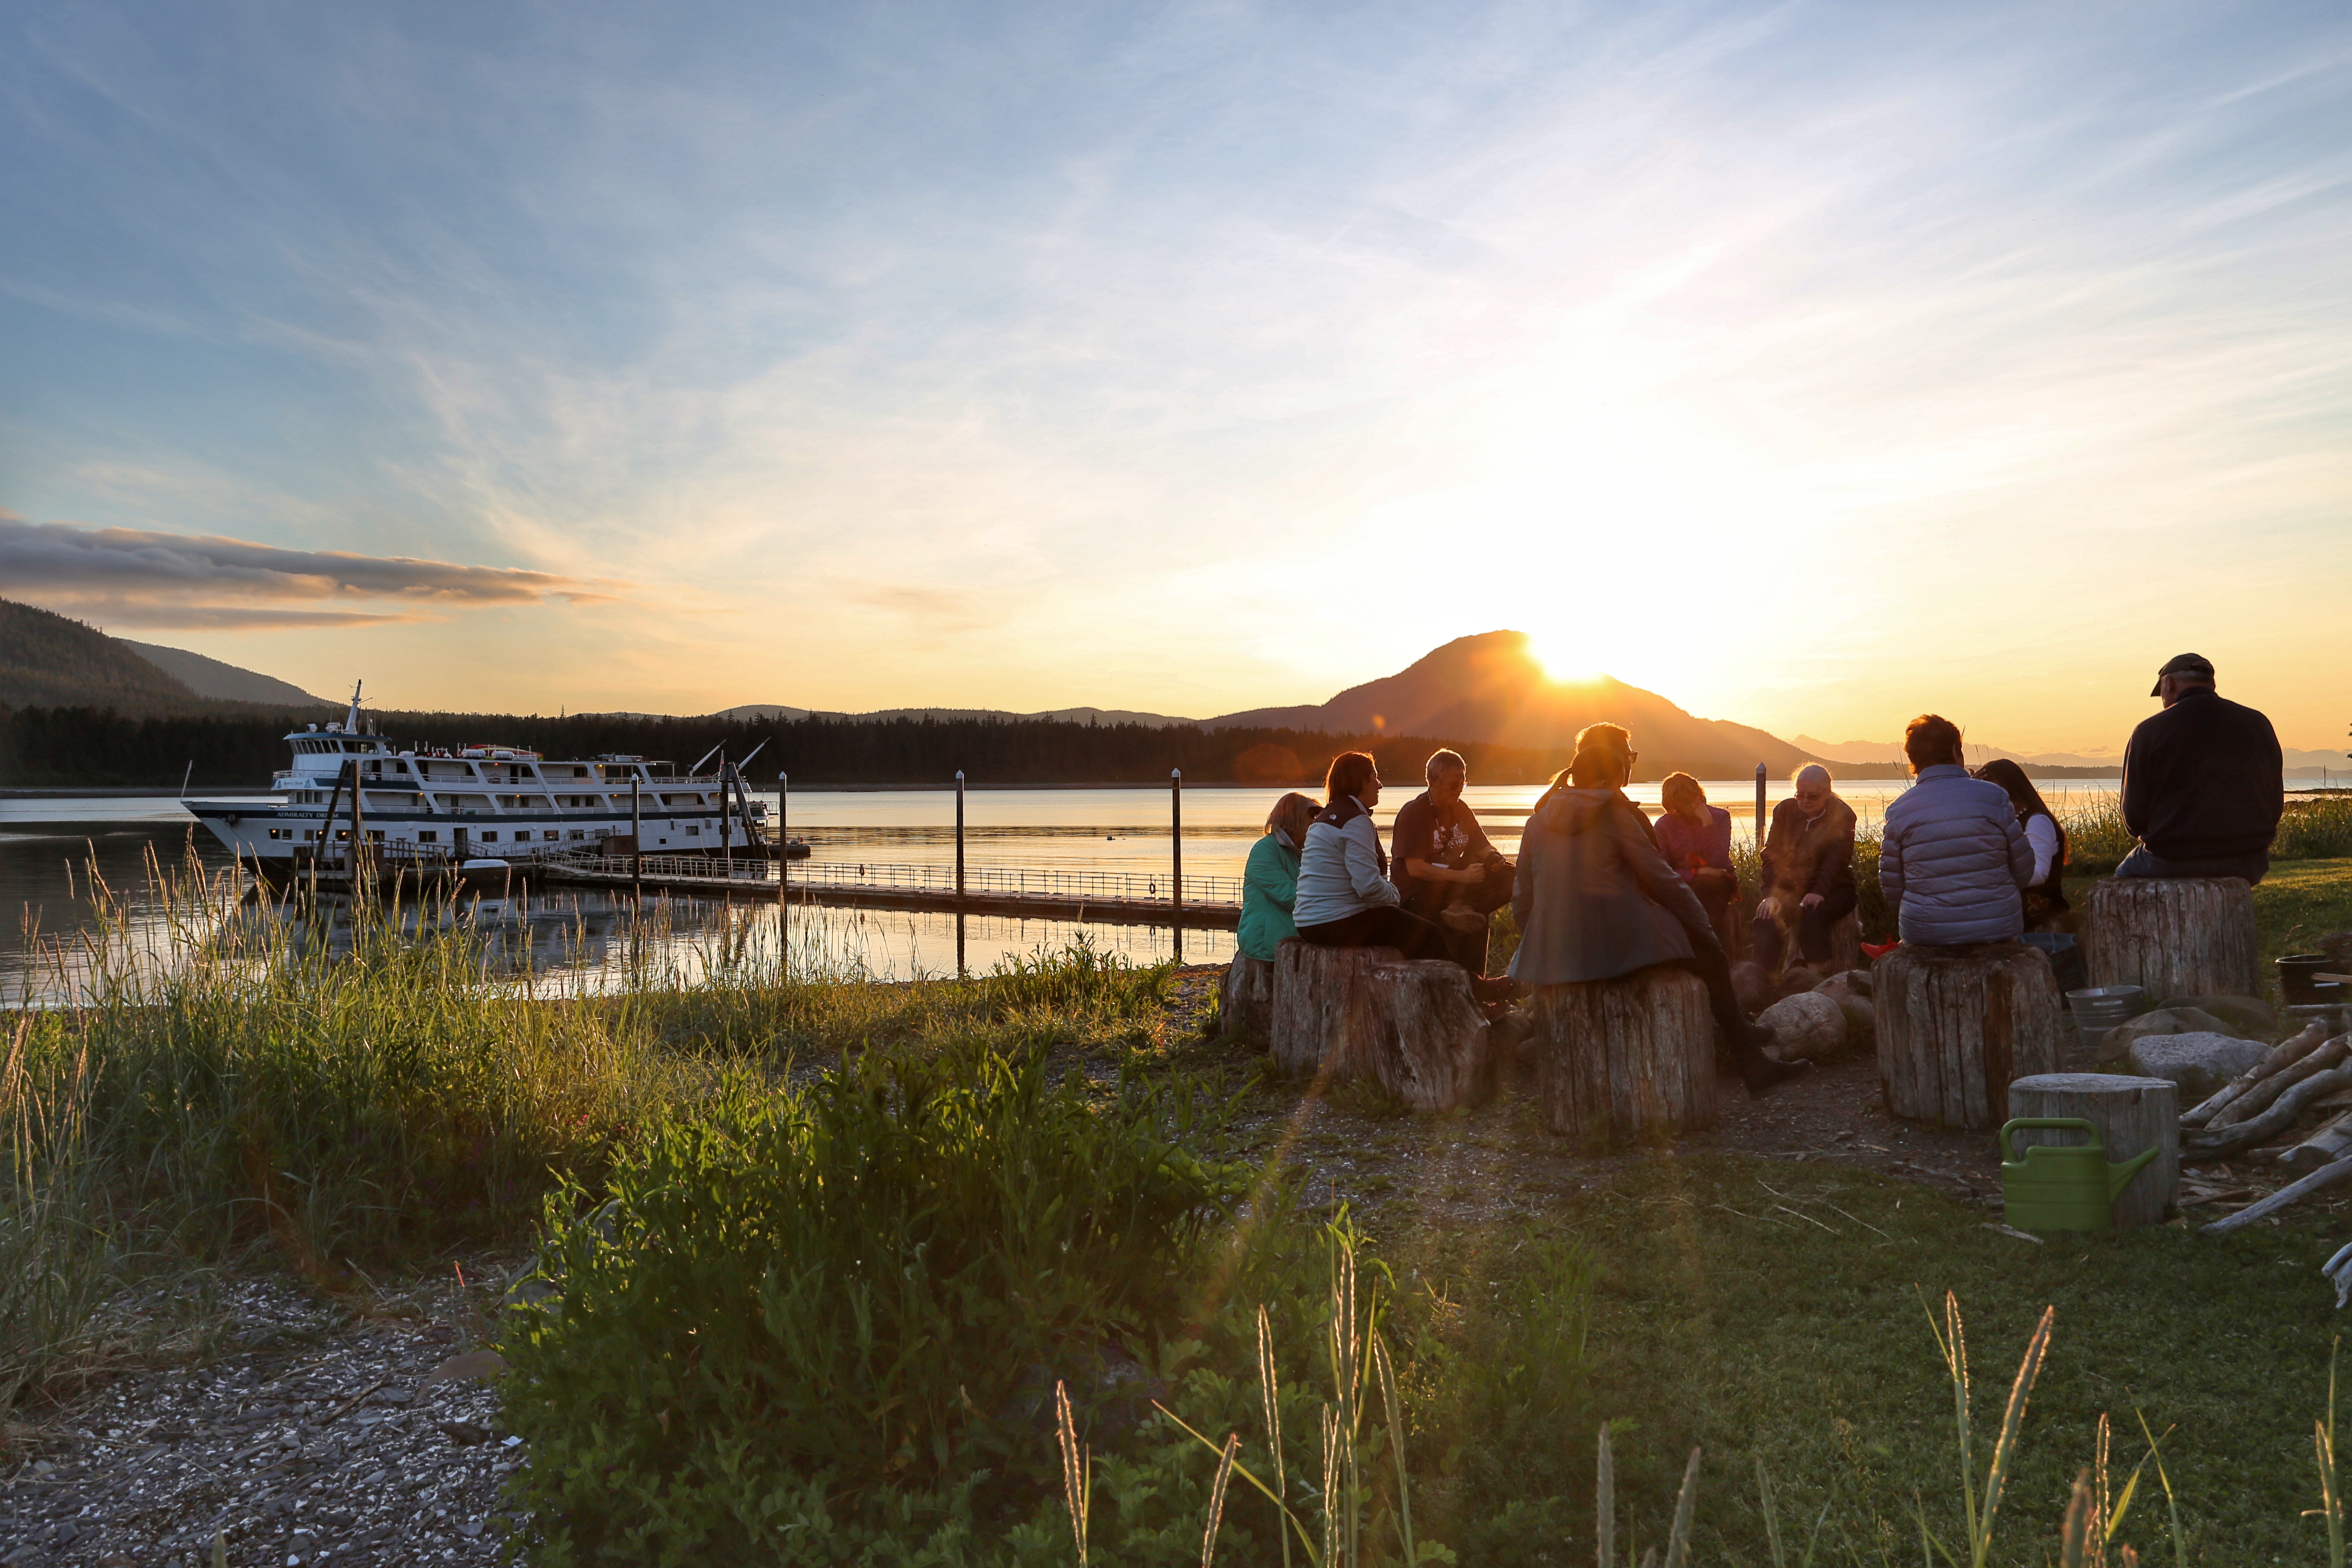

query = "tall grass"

[{"left": 0, "top": 850, "right": 1176, "bottom": 1421}]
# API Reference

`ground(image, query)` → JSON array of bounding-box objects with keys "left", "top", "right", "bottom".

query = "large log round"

[
  {"left": 1366, "top": 960, "right": 1494, "bottom": 1112},
  {"left": 1530, "top": 967, "right": 1717, "bottom": 1151},
  {"left": 2005, "top": 1073, "right": 2178, "bottom": 1227},
  {"left": 1269, "top": 939, "right": 1401, "bottom": 1081},
  {"left": 2084, "top": 877, "right": 2258, "bottom": 1001},
  {"left": 1875, "top": 940, "right": 2066, "bottom": 1129},
  {"left": 1218, "top": 952, "right": 1276, "bottom": 1042}
]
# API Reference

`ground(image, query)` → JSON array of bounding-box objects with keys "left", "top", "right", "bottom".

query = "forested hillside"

[{"left": 0, "top": 598, "right": 211, "bottom": 714}]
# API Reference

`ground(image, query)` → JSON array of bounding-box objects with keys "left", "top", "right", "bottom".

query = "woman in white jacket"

[{"left": 1292, "top": 751, "right": 1453, "bottom": 966}]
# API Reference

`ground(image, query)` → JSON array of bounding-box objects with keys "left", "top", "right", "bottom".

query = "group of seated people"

[{"left": 1235, "top": 650, "right": 2285, "bottom": 1098}]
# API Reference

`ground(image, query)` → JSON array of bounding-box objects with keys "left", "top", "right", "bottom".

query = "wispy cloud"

[{"left": 0, "top": 514, "right": 627, "bottom": 627}]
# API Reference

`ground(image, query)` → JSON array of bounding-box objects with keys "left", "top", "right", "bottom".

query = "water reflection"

[{"left": 2, "top": 825, "right": 1230, "bottom": 1007}]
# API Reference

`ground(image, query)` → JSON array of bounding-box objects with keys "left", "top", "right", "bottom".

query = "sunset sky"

[{"left": 3, "top": 2, "right": 2347, "bottom": 753}]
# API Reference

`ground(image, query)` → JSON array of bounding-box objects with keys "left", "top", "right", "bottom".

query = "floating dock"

[{"left": 538, "top": 859, "right": 1241, "bottom": 930}]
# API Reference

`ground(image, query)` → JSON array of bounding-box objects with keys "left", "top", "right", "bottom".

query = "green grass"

[
  {"left": 1367, "top": 1152, "right": 2345, "bottom": 1564},
  {"left": 0, "top": 858, "right": 1175, "bottom": 1417}
]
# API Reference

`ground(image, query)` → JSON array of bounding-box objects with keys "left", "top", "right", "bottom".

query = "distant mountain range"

[
  {"left": 0, "top": 597, "right": 328, "bottom": 716},
  {"left": 120, "top": 639, "right": 327, "bottom": 707},
  {"left": 1796, "top": 734, "right": 2348, "bottom": 778},
  {"left": 716, "top": 632, "right": 1826, "bottom": 775},
  {"left": 710, "top": 703, "right": 1195, "bottom": 728}
]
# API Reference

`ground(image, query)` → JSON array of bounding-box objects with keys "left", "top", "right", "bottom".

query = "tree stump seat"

[
  {"left": 1270, "top": 940, "right": 1399, "bottom": 1081},
  {"left": 1365, "top": 960, "right": 1496, "bottom": 1111},
  {"left": 1875, "top": 940, "right": 2066, "bottom": 1129},
  {"left": 1529, "top": 967, "right": 1717, "bottom": 1150},
  {"left": 2005, "top": 1073, "right": 2179, "bottom": 1228},
  {"left": 1219, "top": 952, "right": 1275, "bottom": 1040},
  {"left": 1266, "top": 940, "right": 1491, "bottom": 1111},
  {"left": 2084, "top": 877, "right": 2258, "bottom": 1001}
]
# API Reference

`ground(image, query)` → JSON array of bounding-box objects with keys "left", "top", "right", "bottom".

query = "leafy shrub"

[{"left": 500, "top": 1046, "right": 1253, "bottom": 1564}]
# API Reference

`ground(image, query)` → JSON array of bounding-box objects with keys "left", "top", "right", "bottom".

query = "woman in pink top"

[{"left": 1653, "top": 773, "right": 1739, "bottom": 942}]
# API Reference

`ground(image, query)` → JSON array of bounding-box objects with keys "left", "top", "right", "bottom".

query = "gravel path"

[{"left": 2, "top": 1276, "right": 520, "bottom": 1568}]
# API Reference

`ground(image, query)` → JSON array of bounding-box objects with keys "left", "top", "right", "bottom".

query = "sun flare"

[{"left": 1527, "top": 633, "right": 1601, "bottom": 686}]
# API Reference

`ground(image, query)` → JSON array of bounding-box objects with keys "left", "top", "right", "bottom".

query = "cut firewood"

[
  {"left": 2181, "top": 1022, "right": 2332, "bottom": 1128},
  {"left": 2278, "top": 1107, "right": 2352, "bottom": 1174},
  {"left": 2200, "top": 1154, "right": 2352, "bottom": 1236},
  {"left": 2185, "top": 1063, "right": 2352, "bottom": 1156},
  {"left": 2205, "top": 1033, "right": 2348, "bottom": 1129}
]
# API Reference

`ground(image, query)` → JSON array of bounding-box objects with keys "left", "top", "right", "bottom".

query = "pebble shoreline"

[{"left": 2, "top": 1278, "right": 518, "bottom": 1568}]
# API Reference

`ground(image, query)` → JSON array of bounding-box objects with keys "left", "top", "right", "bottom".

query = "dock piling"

[
  {"left": 1755, "top": 763, "right": 1767, "bottom": 855},
  {"left": 1170, "top": 767, "right": 1183, "bottom": 960}
]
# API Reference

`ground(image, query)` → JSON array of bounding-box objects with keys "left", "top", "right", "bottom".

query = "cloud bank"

[{"left": 0, "top": 515, "right": 623, "bottom": 629}]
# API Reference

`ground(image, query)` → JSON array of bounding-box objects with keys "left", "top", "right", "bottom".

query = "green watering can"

[{"left": 1998, "top": 1118, "right": 2159, "bottom": 1232}]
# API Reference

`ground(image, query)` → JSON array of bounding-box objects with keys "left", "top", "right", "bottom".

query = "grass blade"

[
  {"left": 2060, "top": 1469, "right": 2096, "bottom": 1568},
  {"left": 1596, "top": 1423, "right": 1615, "bottom": 1568},
  {"left": 1757, "top": 1454, "right": 1786, "bottom": 1568},
  {"left": 1203, "top": 1430, "right": 1240, "bottom": 1568},
  {"left": 2130, "top": 1411, "right": 2188, "bottom": 1568},
  {"left": 1974, "top": 1305, "right": 2054, "bottom": 1565},
  {"left": 1662, "top": 1446, "right": 1701, "bottom": 1568},
  {"left": 1056, "top": 1379, "right": 1090, "bottom": 1566},
  {"left": 1372, "top": 1332, "right": 1416, "bottom": 1565}
]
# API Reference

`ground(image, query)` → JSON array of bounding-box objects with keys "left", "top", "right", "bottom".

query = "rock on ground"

[
  {"left": 1760, "top": 991, "right": 1846, "bottom": 1061},
  {"left": 2125, "top": 1031, "right": 2270, "bottom": 1100},
  {"left": 1811, "top": 971, "right": 1877, "bottom": 1049},
  {"left": 2096, "top": 1006, "right": 2238, "bottom": 1062},
  {"left": 2154, "top": 994, "right": 2281, "bottom": 1039}
]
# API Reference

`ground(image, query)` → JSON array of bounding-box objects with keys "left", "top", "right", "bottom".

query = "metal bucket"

[
  {"left": 2065, "top": 984, "right": 2149, "bottom": 1059},
  {"left": 2279, "top": 954, "right": 2335, "bottom": 1004}
]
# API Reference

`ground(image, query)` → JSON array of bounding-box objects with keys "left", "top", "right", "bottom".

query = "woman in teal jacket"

[{"left": 1238, "top": 793, "right": 1319, "bottom": 960}]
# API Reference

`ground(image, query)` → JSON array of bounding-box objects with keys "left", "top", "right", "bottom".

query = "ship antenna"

[{"left": 346, "top": 679, "right": 364, "bottom": 733}]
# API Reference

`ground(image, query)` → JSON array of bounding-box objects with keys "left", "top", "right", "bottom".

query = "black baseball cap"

[{"left": 2152, "top": 653, "right": 2215, "bottom": 696}]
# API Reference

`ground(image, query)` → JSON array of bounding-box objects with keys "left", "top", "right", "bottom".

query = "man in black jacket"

[{"left": 2118, "top": 653, "right": 2282, "bottom": 884}]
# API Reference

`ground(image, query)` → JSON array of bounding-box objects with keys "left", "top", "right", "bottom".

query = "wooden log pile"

[{"left": 2171, "top": 1019, "right": 2352, "bottom": 1233}]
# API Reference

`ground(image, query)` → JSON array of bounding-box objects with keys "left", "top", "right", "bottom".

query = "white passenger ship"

[{"left": 182, "top": 685, "right": 770, "bottom": 881}]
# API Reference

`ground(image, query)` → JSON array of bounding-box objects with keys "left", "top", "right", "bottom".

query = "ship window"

[
  {"left": 420, "top": 831, "right": 439, "bottom": 844},
  {"left": 268, "top": 828, "right": 286, "bottom": 840},
  {"left": 336, "top": 829, "right": 350, "bottom": 840},
  {"left": 569, "top": 830, "right": 584, "bottom": 840},
  {"left": 481, "top": 831, "right": 498, "bottom": 842},
  {"left": 368, "top": 830, "right": 385, "bottom": 842},
  {"left": 544, "top": 831, "right": 559, "bottom": 842},
  {"left": 686, "top": 824, "right": 701, "bottom": 836}
]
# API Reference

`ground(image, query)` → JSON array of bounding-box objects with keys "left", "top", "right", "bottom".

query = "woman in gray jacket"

[{"left": 1879, "top": 715, "right": 2033, "bottom": 945}]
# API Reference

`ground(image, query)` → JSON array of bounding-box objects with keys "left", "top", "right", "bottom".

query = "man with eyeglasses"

[{"left": 1753, "top": 764, "right": 1858, "bottom": 973}]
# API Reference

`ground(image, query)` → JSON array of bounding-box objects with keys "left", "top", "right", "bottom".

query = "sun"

[{"left": 1526, "top": 633, "right": 1601, "bottom": 686}]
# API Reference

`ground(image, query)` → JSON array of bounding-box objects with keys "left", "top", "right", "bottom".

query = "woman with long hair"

[
  {"left": 1512, "top": 724, "right": 1808, "bottom": 1096},
  {"left": 1238, "top": 791, "right": 1319, "bottom": 961},
  {"left": 1293, "top": 751, "right": 1492, "bottom": 984},
  {"left": 1973, "top": 757, "right": 2070, "bottom": 928}
]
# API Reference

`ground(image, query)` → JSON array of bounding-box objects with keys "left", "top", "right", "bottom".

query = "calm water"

[{"left": 2, "top": 780, "right": 2122, "bottom": 1000}]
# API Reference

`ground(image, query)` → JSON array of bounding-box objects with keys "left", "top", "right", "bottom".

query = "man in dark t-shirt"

[{"left": 1392, "top": 749, "right": 1516, "bottom": 975}]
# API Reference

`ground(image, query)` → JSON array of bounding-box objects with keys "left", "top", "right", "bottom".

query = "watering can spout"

[{"left": 2108, "top": 1145, "right": 2159, "bottom": 1201}]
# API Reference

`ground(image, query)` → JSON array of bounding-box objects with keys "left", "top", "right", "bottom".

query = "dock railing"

[{"left": 550, "top": 848, "right": 1241, "bottom": 905}]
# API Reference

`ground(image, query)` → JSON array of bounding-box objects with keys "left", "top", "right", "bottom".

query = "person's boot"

[
  {"left": 1469, "top": 973, "right": 1522, "bottom": 1004},
  {"left": 1731, "top": 1020, "right": 1812, "bottom": 1097}
]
